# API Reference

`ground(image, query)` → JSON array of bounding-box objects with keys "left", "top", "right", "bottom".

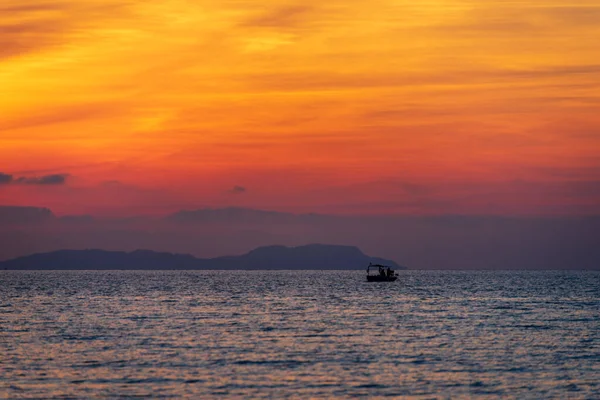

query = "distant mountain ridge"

[{"left": 0, "top": 244, "right": 403, "bottom": 270}]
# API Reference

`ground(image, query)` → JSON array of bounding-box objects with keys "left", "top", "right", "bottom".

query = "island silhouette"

[{"left": 0, "top": 244, "right": 403, "bottom": 270}]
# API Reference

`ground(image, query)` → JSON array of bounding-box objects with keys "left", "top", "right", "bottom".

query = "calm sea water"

[{"left": 1, "top": 270, "right": 599, "bottom": 399}]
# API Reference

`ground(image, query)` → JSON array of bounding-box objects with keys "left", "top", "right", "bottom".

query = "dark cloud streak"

[
  {"left": 229, "top": 185, "right": 247, "bottom": 195},
  {"left": 0, "top": 173, "right": 69, "bottom": 185},
  {"left": 0, "top": 173, "right": 13, "bottom": 184},
  {"left": 28, "top": 174, "right": 70, "bottom": 185}
]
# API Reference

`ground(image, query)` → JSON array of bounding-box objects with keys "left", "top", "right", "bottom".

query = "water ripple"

[{"left": 1, "top": 270, "right": 599, "bottom": 399}]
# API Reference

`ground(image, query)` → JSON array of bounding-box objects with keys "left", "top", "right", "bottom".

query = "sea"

[{"left": 1, "top": 270, "right": 599, "bottom": 399}]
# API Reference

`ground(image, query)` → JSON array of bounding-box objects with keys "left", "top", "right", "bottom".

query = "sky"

[{"left": 1, "top": 0, "right": 600, "bottom": 217}]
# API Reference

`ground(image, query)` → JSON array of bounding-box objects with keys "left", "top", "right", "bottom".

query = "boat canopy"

[{"left": 367, "top": 263, "right": 395, "bottom": 272}]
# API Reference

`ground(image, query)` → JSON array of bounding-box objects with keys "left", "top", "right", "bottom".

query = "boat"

[{"left": 366, "top": 263, "right": 397, "bottom": 282}]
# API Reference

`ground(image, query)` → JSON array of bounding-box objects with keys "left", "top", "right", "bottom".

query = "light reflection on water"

[{"left": 1, "top": 270, "right": 599, "bottom": 398}]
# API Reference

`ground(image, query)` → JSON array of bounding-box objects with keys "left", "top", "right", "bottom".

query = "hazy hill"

[
  {"left": 0, "top": 244, "right": 403, "bottom": 270},
  {"left": 3, "top": 206, "right": 597, "bottom": 269}
]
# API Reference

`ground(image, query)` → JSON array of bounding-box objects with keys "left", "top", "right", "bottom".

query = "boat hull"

[{"left": 366, "top": 275, "right": 398, "bottom": 282}]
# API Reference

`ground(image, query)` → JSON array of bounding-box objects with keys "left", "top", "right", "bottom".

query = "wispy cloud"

[
  {"left": 242, "top": 5, "right": 313, "bottom": 29},
  {"left": 0, "top": 1, "right": 133, "bottom": 60},
  {"left": 0, "top": 0, "right": 599, "bottom": 216}
]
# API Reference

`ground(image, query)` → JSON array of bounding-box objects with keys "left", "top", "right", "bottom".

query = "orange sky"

[{"left": 1, "top": 0, "right": 599, "bottom": 216}]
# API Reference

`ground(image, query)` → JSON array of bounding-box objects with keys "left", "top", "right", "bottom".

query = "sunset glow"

[{"left": 1, "top": 0, "right": 599, "bottom": 216}]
